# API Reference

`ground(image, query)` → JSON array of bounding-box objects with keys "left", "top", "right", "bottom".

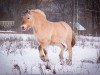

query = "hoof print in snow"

[
  {"left": 45, "top": 65, "right": 51, "bottom": 70},
  {"left": 45, "top": 62, "right": 51, "bottom": 70},
  {"left": 97, "top": 50, "right": 100, "bottom": 63},
  {"left": 53, "top": 69, "right": 56, "bottom": 74},
  {"left": 13, "top": 64, "right": 21, "bottom": 74},
  {"left": 81, "top": 59, "right": 94, "bottom": 64}
]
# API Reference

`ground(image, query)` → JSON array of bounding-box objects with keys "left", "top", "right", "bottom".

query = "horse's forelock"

[{"left": 22, "top": 9, "right": 30, "bottom": 16}]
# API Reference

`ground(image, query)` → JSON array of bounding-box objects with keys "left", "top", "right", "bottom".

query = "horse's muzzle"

[{"left": 21, "top": 26, "right": 26, "bottom": 31}]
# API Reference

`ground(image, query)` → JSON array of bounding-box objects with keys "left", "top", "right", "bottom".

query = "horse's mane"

[{"left": 31, "top": 9, "right": 46, "bottom": 19}]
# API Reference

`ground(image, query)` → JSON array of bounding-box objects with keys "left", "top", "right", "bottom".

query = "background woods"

[{"left": 0, "top": 0, "right": 100, "bottom": 36}]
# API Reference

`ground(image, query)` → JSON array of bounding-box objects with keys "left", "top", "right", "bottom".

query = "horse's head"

[
  {"left": 21, "top": 9, "right": 35, "bottom": 31},
  {"left": 21, "top": 9, "right": 46, "bottom": 31}
]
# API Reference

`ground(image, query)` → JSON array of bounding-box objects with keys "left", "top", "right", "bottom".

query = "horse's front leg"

[
  {"left": 58, "top": 43, "right": 65, "bottom": 65},
  {"left": 38, "top": 45, "right": 45, "bottom": 61},
  {"left": 38, "top": 45, "right": 49, "bottom": 62},
  {"left": 43, "top": 49, "right": 49, "bottom": 62}
]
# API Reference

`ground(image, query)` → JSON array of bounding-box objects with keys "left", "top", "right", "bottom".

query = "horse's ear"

[
  {"left": 23, "top": 9, "right": 30, "bottom": 14},
  {"left": 27, "top": 9, "right": 31, "bottom": 13}
]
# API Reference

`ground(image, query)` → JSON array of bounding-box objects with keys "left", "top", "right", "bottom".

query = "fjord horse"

[{"left": 21, "top": 9, "right": 75, "bottom": 65}]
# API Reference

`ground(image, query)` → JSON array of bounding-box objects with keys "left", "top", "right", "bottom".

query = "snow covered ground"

[{"left": 0, "top": 33, "right": 100, "bottom": 75}]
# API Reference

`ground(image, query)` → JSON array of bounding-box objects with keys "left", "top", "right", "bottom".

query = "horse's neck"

[
  {"left": 32, "top": 13, "right": 50, "bottom": 34},
  {"left": 33, "top": 19, "right": 48, "bottom": 34}
]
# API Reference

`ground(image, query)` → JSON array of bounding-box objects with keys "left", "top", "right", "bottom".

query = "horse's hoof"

[
  {"left": 67, "top": 62, "right": 72, "bottom": 66},
  {"left": 40, "top": 55, "right": 45, "bottom": 61},
  {"left": 45, "top": 62, "right": 51, "bottom": 70},
  {"left": 60, "top": 60, "right": 65, "bottom": 65},
  {"left": 66, "top": 59, "right": 72, "bottom": 66},
  {"left": 40, "top": 56, "right": 49, "bottom": 62}
]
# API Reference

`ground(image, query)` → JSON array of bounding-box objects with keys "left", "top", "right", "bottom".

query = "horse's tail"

[{"left": 71, "top": 31, "right": 76, "bottom": 47}]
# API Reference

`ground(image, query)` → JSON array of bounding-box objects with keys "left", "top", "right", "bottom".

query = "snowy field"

[{"left": 0, "top": 33, "right": 100, "bottom": 75}]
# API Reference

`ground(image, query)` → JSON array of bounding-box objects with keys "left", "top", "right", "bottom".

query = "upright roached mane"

[
  {"left": 32, "top": 9, "right": 46, "bottom": 19},
  {"left": 21, "top": 9, "right": 75, "bottom": 65}
]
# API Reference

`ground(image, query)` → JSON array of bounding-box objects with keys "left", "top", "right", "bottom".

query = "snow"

[
  {"left": 0, "top": 33, "right": 100, "bottom": 75},
  {"left": 75, "top": 22, "right": 86, "bottom": 30}
]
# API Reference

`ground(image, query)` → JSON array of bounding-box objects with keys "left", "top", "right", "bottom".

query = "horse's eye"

[{"left": 27, "top": 17, "right": 30, "bottom": 19}]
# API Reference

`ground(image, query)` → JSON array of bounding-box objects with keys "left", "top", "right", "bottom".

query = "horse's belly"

[{"left": 51, "top": 35, "right": 66, "bottom": 44}]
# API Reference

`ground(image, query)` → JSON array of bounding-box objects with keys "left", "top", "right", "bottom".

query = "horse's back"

[
  {"left": 49, "top": 21, "right": 72, "bottom": 43},
  {"left": 51, "top": 21, "right": 72, "bottom": 36}
]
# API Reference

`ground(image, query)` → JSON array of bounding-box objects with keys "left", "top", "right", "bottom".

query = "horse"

[{"left": 21, "top": 9, "right": 75, "bottom": 65}]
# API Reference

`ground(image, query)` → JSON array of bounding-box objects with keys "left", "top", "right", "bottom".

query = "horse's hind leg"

[
  {"left": 66, "top": 41, "right": 72, "bottom": 65},
  {"left": 57, "top": 43, "right": 65, "bottom": 65}
]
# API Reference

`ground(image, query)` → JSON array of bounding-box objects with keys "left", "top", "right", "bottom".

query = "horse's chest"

[{"left": 35, "top": 32, "right": 51, "bottom": 43}]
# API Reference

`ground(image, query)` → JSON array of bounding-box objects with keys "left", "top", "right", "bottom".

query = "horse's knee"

[
  {"left": 38, "top": 45, "right": 49, "bottom": 62},
  {"left": 44, "top": 49, "right": 49, "bottom": 61},
  {"left": 43, "top": 49, "right": 47, "bottom": 55},
  {"left": 38, "top": 46, "right": 45, "bottom": 56}
]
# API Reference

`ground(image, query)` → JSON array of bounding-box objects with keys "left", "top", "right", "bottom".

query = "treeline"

[{"left": 0, "top": 0, "right": 100, "bottom": 36}]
